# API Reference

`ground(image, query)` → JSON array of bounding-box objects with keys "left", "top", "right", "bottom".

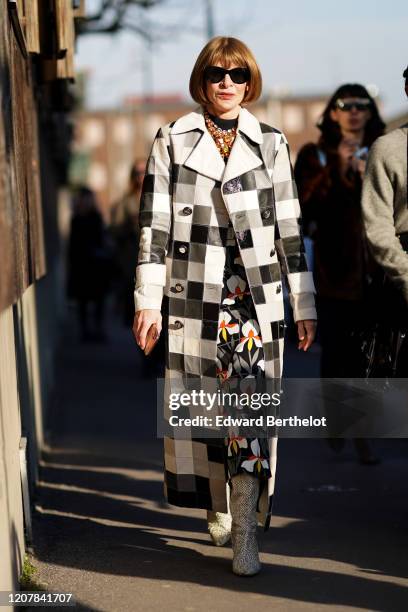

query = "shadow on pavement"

[{"left": 31, "top": 306, "right": 408, "bottom": 611}]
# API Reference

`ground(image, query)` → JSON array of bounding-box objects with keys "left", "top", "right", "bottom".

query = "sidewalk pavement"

[{"left": 28, "top": 304, "right": 408, "bottom": 612}]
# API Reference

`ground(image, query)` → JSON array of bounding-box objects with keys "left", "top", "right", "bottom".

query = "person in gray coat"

[{"left": 361, "top": 66, "right": 408, "bottom": 375}]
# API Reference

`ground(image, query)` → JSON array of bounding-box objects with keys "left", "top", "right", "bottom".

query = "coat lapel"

[
  {"left": 170, "top": 107, "right": 225, "bottom": 182},
  {"left": 222, "top": 107, "right": 264, "bottom": 184},
  {"left": 183, "top": 129, "right": 225, "bottom": 182},
  {"left": 170, "top": 106, "right": 265, "bottom": 185},
  {"left": 222, "top": 132, "right": 263, "bottom": 184}
]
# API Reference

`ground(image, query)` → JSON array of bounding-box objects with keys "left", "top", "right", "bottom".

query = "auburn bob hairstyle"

[{"left": 189, "top": 36, "right": 262, "bottom": 106}]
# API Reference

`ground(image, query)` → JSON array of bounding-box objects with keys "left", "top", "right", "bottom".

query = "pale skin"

[
  {"left": 133, "top": 62, "right": 316, "bottom": 352},
  {"left": 330, "top": 98, "right": 371, "bottom": 178}
]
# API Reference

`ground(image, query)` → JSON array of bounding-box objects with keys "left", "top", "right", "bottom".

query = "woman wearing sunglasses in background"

[
  {"left": 133, "top": 36, "right": 316, "bottom": 575},
  {"left": 294, "top": 84, "right": 385, "bottom": 463}
]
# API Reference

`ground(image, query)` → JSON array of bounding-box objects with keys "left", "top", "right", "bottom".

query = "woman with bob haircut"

[{"left": 133, "top": 36, "right": 316, "bottom": 576}]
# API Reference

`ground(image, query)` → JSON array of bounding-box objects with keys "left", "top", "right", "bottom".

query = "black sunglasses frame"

[
  {"left": 204, "top": 65, "right": 250, "bottom": 84},
  {"left": 335, "top": 99, "right": 372, "bottom": 112}
]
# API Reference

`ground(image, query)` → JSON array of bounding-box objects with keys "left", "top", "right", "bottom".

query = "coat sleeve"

[
  {"left": 273, "top": 132, "right": 317, "bottom": 322},
  {"left": 134, "top": 127, "right": 172, "bottom": 312},
  {"left": 362, "top": 137, "right": 408, "bottom": 302}
]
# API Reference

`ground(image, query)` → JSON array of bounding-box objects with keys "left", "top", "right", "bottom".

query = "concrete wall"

[
  {"left": 0, "top": 275, "right": 62, "bottom": 605},
  {"left": 0, "top": 2, "right": 80, "bottom": 602},
  {"left": 0, "top": 306, "right": 25, "bottom": 610}
]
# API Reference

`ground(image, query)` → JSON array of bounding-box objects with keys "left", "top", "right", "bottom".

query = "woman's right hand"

[{"left": 133, "top": 309, "right": 162, "bottom": 350}]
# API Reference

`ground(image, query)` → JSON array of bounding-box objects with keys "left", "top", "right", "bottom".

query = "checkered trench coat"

[{"left": 134, "top": 106, "right": 316, "bottom": 530}]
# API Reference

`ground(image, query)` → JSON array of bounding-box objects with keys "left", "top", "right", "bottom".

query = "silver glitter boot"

[
  {"left": 207, "top": 510, "right": 232, "bottom": 546},
  {"left": 230, "top": 472, "right": 261, "bottom": 576}
]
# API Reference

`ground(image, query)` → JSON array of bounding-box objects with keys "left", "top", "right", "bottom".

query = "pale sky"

[{"left": 76, "top": 0, "right": 408, "bottom": 120}]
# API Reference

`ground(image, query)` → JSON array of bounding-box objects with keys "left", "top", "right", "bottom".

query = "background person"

[
  {"left": 294, "top": 84, "right": 385, "bottom": 463},
  {"left": 110, "top": 159, "right": 146, "bottom": 327},
  {"left": 67, "top": 186, "right": 113, "bottom": 342},
  {"left": 132, "top": 36, "right": 316, "bottom": 576},
  {"left": 361, "top": 66, "right": 408, "bottom": 376}
]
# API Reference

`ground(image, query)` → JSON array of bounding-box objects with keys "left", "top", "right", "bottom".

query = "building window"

[
  {"left": 114, "top": 166, "right": 130, "bottom": 192},
  {"left": 113, "top": 118, "right": 133, "bottom": 146},
  {"left": 88, "top": 162, "right": 107, "bottom": 191},
  {"left": 308, "top": 102, "right": 326, "bottom": 127},
  {"left": 282, "top": 105, "right": 305, "bottom": 133},
  {"left": 83, "top": 119, "right": 106, "bottom": 149},
  {"left": 144, "top": 114, "right": 165, "bottom": 142}
]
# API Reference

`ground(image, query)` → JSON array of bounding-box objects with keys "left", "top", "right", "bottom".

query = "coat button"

[
  {"left": 178, "top": 245, "right": 187, "bottom": 254},
  {"left": 270, "top": 248, "right": 275, "bottom": 257},
  {"left": 182, "top": 207, "right": 192, "bottom": 215},
  {"left": 276, "top": 284, "right": 282, "bottom": 294},
  {"left": 262, "top": 209, "right": 271, "bottom": 219},
  {"left": 174, "top": 320, "right": 183, "bottom": 330},
  {"left": 174, "top": 283, "right": 183, "bottom": 292}
]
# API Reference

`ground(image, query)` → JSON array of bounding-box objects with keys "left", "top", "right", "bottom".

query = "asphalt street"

[{"left": 29, "top": 304, "right": 408, "bottom": 612}]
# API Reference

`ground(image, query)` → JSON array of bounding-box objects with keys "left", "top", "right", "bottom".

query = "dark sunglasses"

[
  {"left": 335, "top": 98, "right": 371, "bottom": 112},
  {"left": 204, "top": 65, "right": 250, "bottom": 84}
]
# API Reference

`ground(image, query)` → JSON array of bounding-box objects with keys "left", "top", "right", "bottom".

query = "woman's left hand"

[{"left": 297, "top": 320, "right": 317, "bottom": 351}]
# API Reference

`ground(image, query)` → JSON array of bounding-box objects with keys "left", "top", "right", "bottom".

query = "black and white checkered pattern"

[{"left": 135, "top": 106, "right": 316, "bottom": 527}]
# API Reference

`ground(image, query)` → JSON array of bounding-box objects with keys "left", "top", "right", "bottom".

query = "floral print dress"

[
  {"left": 217, "top": 223, "right": 272, "bottom": 493},
  {"left": 205, "top": 111, "right": 272, "bottom": 502}
]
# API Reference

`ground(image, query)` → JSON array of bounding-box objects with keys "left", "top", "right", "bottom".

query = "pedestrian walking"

[
  {"left": 110, "top": 160, "right": 166, "bottom": 377},
  {"left": 67, "top": 186, "right": 113, "bottom": 342},
  {"left": 361, "top": 66, "right": 408, "bottom": 377},
  {"left": 133, "top": 36, "right": 316, "bottom": 576},
  {"left": 294, "top": 83, "right": 385, "bottom": 464},
  {"left": 110, "top": 160, "right": 146, "bottom": 327}
]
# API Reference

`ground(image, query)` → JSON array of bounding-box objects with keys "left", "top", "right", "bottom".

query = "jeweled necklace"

[{"left": 204, "top": 111, "right": 238, "bottom": 160}]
